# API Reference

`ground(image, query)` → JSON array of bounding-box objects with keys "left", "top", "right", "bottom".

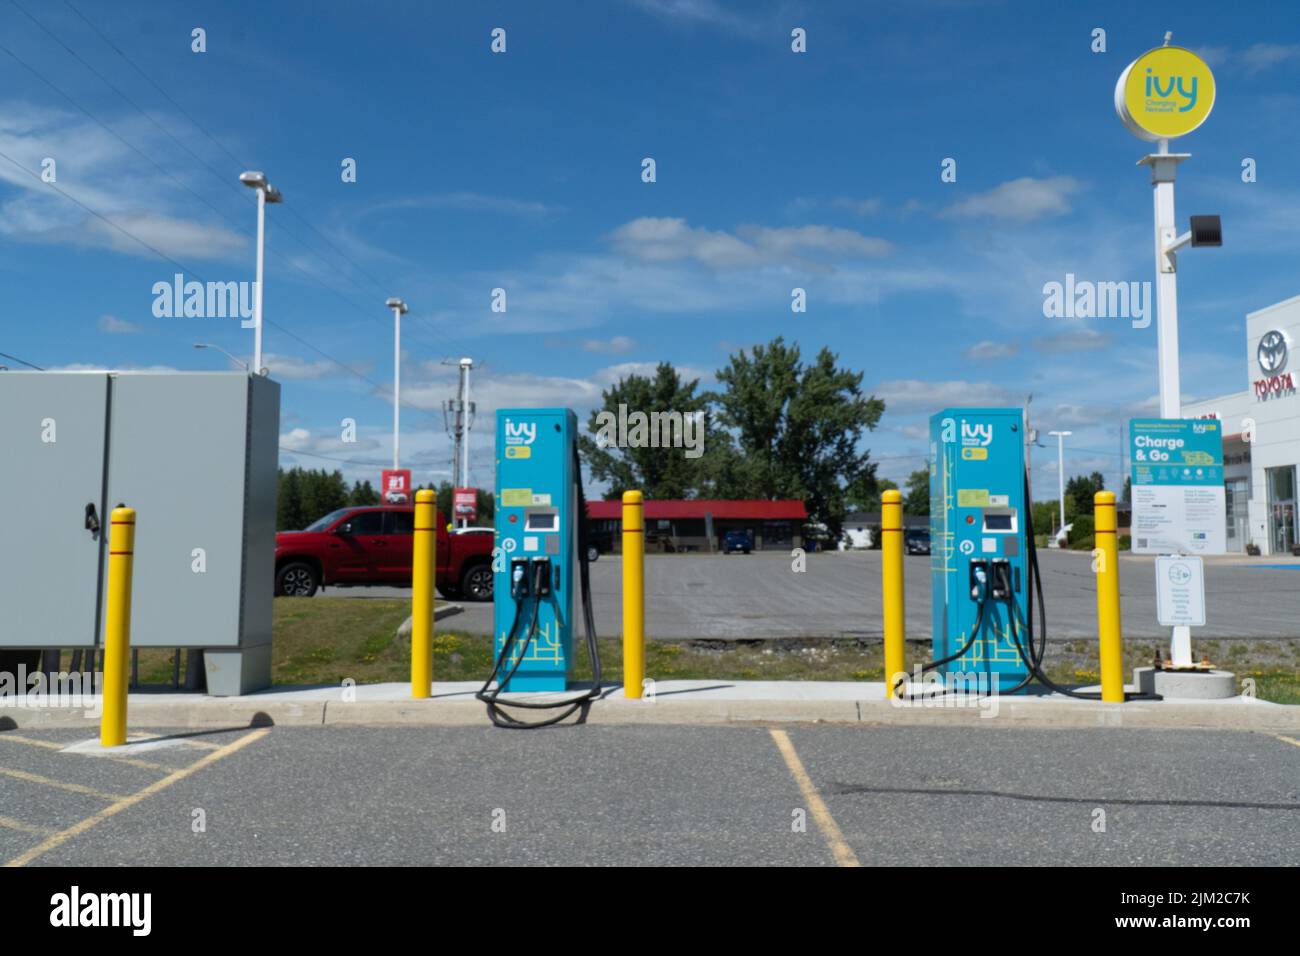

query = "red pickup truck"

[{"left": 274, "top": 505, "right": 495, "bottom": 600}]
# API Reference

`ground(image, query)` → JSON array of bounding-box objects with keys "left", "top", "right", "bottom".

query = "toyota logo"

[{"left": 1258, "top": 330, "right": 1289, "bottom": 375}]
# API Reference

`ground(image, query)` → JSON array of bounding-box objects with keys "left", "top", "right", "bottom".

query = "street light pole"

[
  {"left": 385, "top": 298, "right": 409, "bottom": 470},
  {"left": 193, "top": 343, "right": 249, "bottom": 372},
  {"left": 240, "top": 171, "right": 282, "bottom": 375},
  {"left": 1049, "top": 430, "right": 1072, "bottom": 538}
]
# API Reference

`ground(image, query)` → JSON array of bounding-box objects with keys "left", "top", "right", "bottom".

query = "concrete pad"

[
  {"left": 60, "top": 735, "right": 191, "bottom": 756},
  {"left": 1134, "top": 666, "right": 1239, "bottom": 699}
]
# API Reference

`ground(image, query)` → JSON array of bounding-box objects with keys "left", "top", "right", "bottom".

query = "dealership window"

[
  {"left": 1266, "top": 466, "right": 1297, "bottom": 554},
  {"left": 1225, "top": 478, "right": 1248, "bottom": 551}
]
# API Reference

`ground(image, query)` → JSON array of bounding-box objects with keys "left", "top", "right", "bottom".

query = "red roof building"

[{"left": 586, "top": 499, "right": 808, "bottom": 552}]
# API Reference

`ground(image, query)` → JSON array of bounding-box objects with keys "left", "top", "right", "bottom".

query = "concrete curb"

[
  {"left": 3, "top": 692, "right": 1296, "bottom": 732},
  {"left": 396, "top": 603, "right": 465, "bottom": 637}
]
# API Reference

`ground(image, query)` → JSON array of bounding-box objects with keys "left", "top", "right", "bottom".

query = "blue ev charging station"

[
  {"left": 478, "top": 407, "right": 602, "bottom": 727},
  {"left": 929, "top": 408, "right": 1031, "bottom": 692}
]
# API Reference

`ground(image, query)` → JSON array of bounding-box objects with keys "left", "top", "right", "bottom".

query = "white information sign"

[{"left": 1155, "top": 555, "right": 1206, "bottom": 627}]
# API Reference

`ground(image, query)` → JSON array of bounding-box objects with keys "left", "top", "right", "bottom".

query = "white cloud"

[
  {"left": 626, "top": 0, "right": 764, "bottom": 36},
  {"left": 581, "top": 335, "right": 636, "bottom": 354},
  {"left": 97, "top": 314, "right": 140, "bottom": 334},
  {"left": 367, "top": 192, "right": 562, "bottom": 218},
  {"left": 1239, "top": 43, "right": 1300, "bottom": 74},
  {"left": 962, "top": 340, "right": 1018, "bottom": 361},
  {"left": 262, "top": 353, "right": 345, "bottom": 380},
  {"left": 608, "top": 217, "right": 891, "bottom": 270},
  {"left": 279, "top": 427, "right": 381, "bottom": 456},
  {"left": 871, "top": 379, "right": 1019, "bottom": 414},
  {"left": 942, "top": 176, "right": 1085, "bottom": 223},
  {"left": 0, "top": 101, "right": 246, "bottom": 262},
  {"left": 1032, "top": 328, "right": 1111, "bottom": 353}
]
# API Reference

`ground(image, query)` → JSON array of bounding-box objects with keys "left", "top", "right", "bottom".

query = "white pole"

[
  {"left": 1057, "top": 436, "right": 1066, "bottom": 531},
  {"left": 252, "top": 187, "right": 265, "bottom": 373},
  {"left": 1151, "top": 143, "right": 1182, "bottom": 419},
  {"left": 1049, "top": 430, "right": 1071, "bottom": 537},
  {"left": 393, "top": 306, "right": 401, "bottom": 470},
  {"left": 1142, "top": 145, "right": 1195, "bottom": 667},
  {"left": 459, "top": 362, "right": 471, "bottom": 490}
]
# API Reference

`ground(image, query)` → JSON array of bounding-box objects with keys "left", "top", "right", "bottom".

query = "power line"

[
  {"left": 61, "top": 0, "right": 474, "bottom": 357},
  {"left": 5, "top": 7, "right": 446, "bottom": 357},
  {"left": 0, "top": 350, "right": 43, "bottom": 370},
  {"left": 0, "top": 148, "right": 430, "bottom": 414}
]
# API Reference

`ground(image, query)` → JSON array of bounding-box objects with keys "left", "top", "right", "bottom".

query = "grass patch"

[{"left": 130, "top": 599, "right": 1300, "bottom": 705}]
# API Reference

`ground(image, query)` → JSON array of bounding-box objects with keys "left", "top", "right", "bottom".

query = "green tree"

[
  {"left": 299, "top": 468, "right": 349, "bottom": 524},
  {"left": 348, "top": 479, "right": 380, "bottom": 506},
  {"left": 578, "top": 362, "right": 736, "bottom": 500},
  {"left": 1065, "top": 472, "right": 1106, "bottom": 518},
  {"left": 848, "top": 477, "right": 896, "bottom": 513},
  {"left": 902, "top": 468, "right": 930, "bottom": 516},
  {"left": 277, "top": 467, "right": 306, "bottom": 531},
  {"left": 711, "top": 337, "right": 884, "bottom": 539}
]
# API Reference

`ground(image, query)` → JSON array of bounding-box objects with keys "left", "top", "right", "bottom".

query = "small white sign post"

[{"left": 1155, "top": 555, "right": 1206, "bottom": 626}]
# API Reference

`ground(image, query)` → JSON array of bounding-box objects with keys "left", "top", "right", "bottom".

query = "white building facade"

[{"left": 1183, "top": 294, "right": 1300, "bottom": 555}]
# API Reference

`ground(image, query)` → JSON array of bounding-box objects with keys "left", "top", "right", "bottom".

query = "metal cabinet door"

[
  {"left": 0, "top": 372, "right": 109, "bottom": 648},
  {"left": 105, "top": 373, "right": 248, "bottom": 648}
]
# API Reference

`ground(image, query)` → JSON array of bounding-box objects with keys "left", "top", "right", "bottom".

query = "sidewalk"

[{"left": 5, "top": 680, "right": 1297, "bottom": 732}]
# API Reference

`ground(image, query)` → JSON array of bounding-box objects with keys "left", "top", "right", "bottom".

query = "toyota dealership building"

[{"left": 1183, "top": 294, "right": 1300, "bottom": 555}]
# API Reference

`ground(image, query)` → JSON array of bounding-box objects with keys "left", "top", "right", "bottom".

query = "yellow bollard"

[
  {"left": 881, "top": 490, "right": 906, "bottom": 698},
  {"left": 411, "top": 489, "right": 436, "bottom": 699},
  {"left": 1094, "top": 491, "right": 1124, "bottom": 703},
  {"left": 101, "top": 507, "right": 135, "bottom": 747},
  {"left": 622, "top": 490, "right": 645, "bottom": 699}
]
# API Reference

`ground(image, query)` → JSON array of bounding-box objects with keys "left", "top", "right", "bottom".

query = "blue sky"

[{"left": 2, "top": 0, "right": 1298, "bottom": 497}]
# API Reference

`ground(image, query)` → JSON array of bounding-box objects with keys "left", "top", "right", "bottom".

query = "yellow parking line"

[
  {"left": 768, "top": 728, "right": 861, "bottom": 867},
  {"left": 1274, "top": 734, "right": 1300, "bottom": 749},
  {"left": 5, "top": 727, "right": 270, "bottom": 868},
  {"left": 0, "top": 815, "right": 54, "bottom": 837},
  {"left": 1, "top": 733, "right": 194, "bottom": 771},
  {"left": 0, "top": 767, "right": 122, "bottom": 801},
  {"left": 96, "top": 756, "right": 173, "bottom": 772},
  {"left": 0, "top": 735, "right": 63, "bottom": 751}
]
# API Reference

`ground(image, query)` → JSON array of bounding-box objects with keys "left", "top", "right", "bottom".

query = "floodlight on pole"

[
  {"left": 1048, "top": 430, "right": 1072, "bottom": 539},
  {"left": 240, "top": 170, "right": 282, "bottom": 375},
  {"left": 386, "top": 298, "right": 409, "bottom": 470}
]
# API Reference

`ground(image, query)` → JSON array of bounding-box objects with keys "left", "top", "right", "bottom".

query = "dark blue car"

[{"left": 722, "top": 530, "right": 753, "bottom": 554}]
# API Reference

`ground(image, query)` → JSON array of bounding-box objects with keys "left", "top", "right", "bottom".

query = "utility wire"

[
  {"left": 5, "top": 6, "right": 447, "bottom": 355},
  {"left": 0, "top": 350, "right": 43, "bottom": 370},
  {"left": 61, "top": 0, "right": 473, "bottom": 356},
  {"left": 0, "top": 147, "right": 432, "bottom": 414}
]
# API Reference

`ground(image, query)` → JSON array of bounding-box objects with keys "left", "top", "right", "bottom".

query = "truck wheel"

[
  {"left": 276, "top": 561, "right": 319, "bottom": 597},
  {"left": 462, "top": 564, "right": 494, "bottom": 602},
  {"left": 586, "top": 545, "right": 599, "bottom": 563}
]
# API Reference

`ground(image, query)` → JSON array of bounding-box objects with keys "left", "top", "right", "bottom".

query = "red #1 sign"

[
  {"left": 381, "top": 469, "right": 412, "bottom": 504},
  {"left": 453, "top": 487, "right": 477, "bottom": 522}
]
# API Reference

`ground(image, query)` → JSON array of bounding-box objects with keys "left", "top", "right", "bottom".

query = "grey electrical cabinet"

[{"left": 0, "top": 371, "right": 279, "bottom": 695}]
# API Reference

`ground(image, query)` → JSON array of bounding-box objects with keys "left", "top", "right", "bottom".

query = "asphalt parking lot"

[
  {"left": 319, "top": 550, "right": 1300, "bottom": 641},
  {"left": 2, "top": 724, "right": 1296, "bottom": 866}
]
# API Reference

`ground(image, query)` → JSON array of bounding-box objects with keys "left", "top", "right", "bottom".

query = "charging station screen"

[
  {"left": 984, "top": 514, "right": 1013, "bottom": 531},
  {"left": 526, "top": 513, "right": 557, "bottom": 531}
]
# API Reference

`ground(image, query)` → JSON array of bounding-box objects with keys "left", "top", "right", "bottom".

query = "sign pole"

[{"left": 1117, "top": 36, "right": 1219, "bottom": 671}]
